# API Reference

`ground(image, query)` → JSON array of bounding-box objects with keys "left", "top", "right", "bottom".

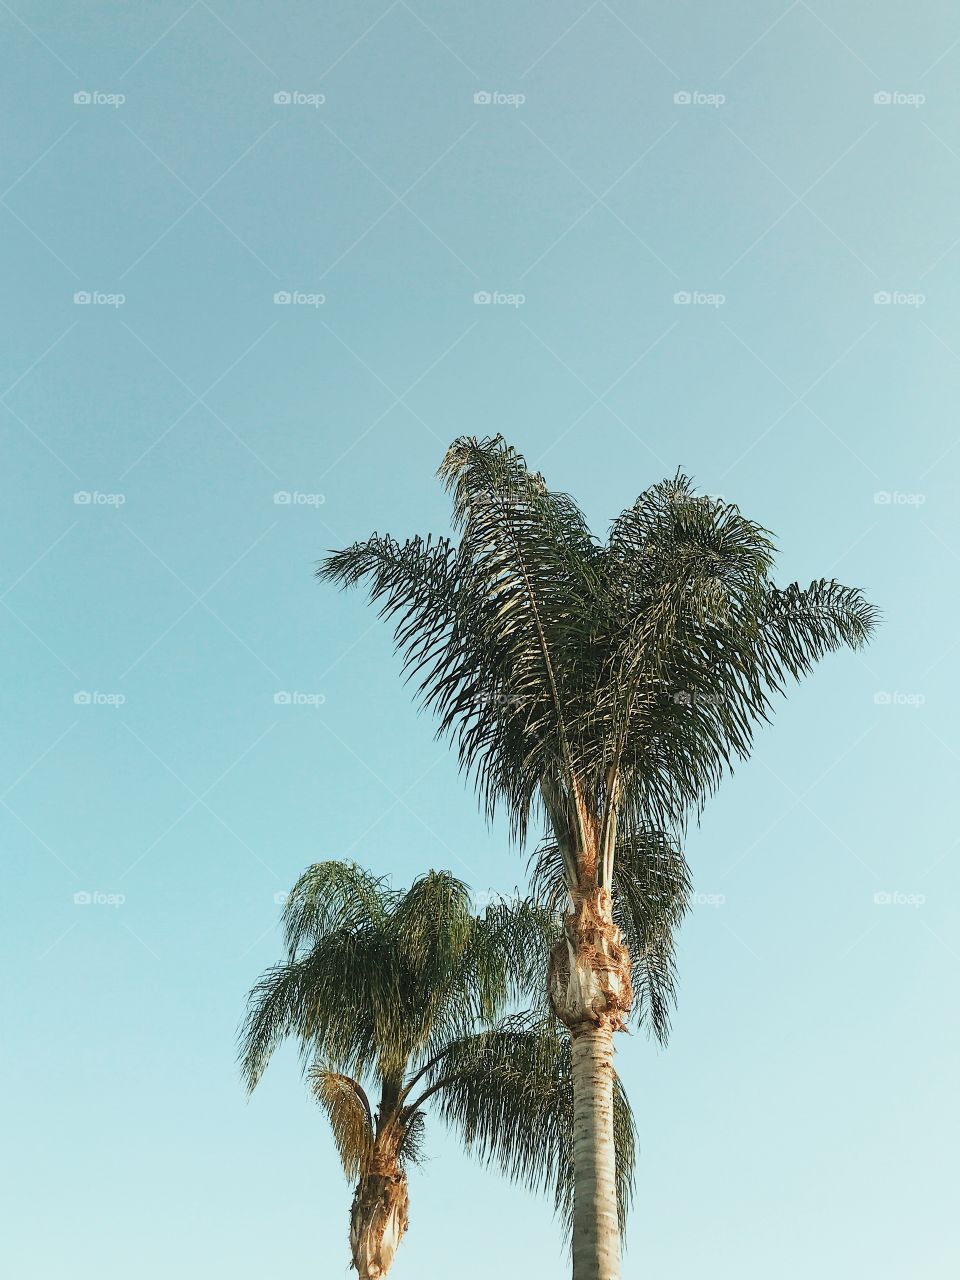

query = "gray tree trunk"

[{"left": 570, "top": 1026, "right": 620, "bottom": 1279}]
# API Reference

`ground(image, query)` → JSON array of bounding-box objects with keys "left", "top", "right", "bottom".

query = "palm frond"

[
  {"left": 239, "top": 958, "right": 306, "bottom": 1092},
  {"left": 240, "top": 926, "right": 401, "bottom": 1087},
  {"left": 759, "top": 578, "right": 879, "bottom": 677},
  {"left": 282, "top": 860, "right": 391, "bottom": 959},
  {"left": 241, "top": 863, "right": 556, "bottom": 1091},
  {"left": 310, "top": 1069, "right": 375, "bottom": 1180},
  {"left": 397, "top": 1109, "right": 427, "bottom": 1169},
  {"left": 389, "top": 873, "right": 557, "bottom": 1065},
  {"left": 598, "top": 485, "right": 877, "bottom": 831},
  {"left": 321, "top": 448, "right": 875, "bottom": 863},
  {"left": 388, "top": 869, "right": 474, "bottom": 977},
  {"left": 437, "top": 435, "right": 601, "bottom": 844},
  {"left": 419, "top": 1013, "right": 635, "bottom": 1238},
  {"left": 318, "top": 532, "right": 462, "bottom": 695},
  {"left": 322, "top": 437, "right": 605, "bottom": 845}
]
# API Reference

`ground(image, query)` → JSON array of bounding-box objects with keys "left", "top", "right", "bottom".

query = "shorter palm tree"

[{"left": 240, "top": 862, "right": 636, "bottom": 1278}]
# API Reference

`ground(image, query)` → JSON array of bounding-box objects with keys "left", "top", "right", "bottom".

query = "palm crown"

[
  {"left": 320, "top": 435, "right": 877, "bottom": 1030},
  {"left": 324, "top": 436, "right": 876, "bottom": 843}
]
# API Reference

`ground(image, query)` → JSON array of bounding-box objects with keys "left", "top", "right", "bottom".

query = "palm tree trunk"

[
  {"left": 571, "top": 1026, "right": 620, "bottom": 1280},
  {"left": 349, "top": 1168, "right": 409, "bottom": 1279},
  {"left": 549, "top": 886, "right": 631, "bottom": 1280}
]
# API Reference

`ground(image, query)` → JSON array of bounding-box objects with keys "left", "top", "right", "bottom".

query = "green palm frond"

[
  {"left": 469, "top": 895, "right": 559, "bottom": 1019},
  {"left": 240, "top": 956, "right": 309, "bottom": 1092},
  {"left": 600, "top": 486, "right": 878, "bottom": 830},
  {"left": 388, "top": 869, "right": 475, "bottom": 979},
  {"left": 282, "top": 860, "right": 392, "bottom": 959},
  {"left": 436, "top": 436, "right": 604, "bottom": 844},
  {"left": 239, "top": 929, "right": 394, "bottom": 1089},
  {"left": 322, "top": 438, "right": 876, "bottom": 862},
  {"left": 322, "top": 436, "right": 603, "bottom": 845},
  {"left": 310, "top": 1069, "right": 375, "bottom": 1180},
  {"left": 759, "top": 578, "right": 879, "bottom": 678},
  {"left": 388, "top": 875, "right": 557, "bottom": 1065},
  {"left": 417, "top": 1013, "right": 635, "bottom": 1238},
  {"left": 397, "top": 1109, "right": 427, "bottom": 1169},
  {"left": 319, "top": 533, "right": 463, "bottom": 701},
  {"left": 241, "top": 862, "right": 557, "bottom": 1090}
]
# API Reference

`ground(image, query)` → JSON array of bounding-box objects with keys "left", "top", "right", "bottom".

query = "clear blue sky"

[{"left": 2, "top": 2, "right": 957, "bottom": 1276}]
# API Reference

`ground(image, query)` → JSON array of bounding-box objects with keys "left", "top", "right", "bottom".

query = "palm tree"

[
  {"left": 240, "top": 861, "right": 636, "bottom": 1278},
  {"left": 319, "top": 436, "right": 878, "bottom": 1279}
]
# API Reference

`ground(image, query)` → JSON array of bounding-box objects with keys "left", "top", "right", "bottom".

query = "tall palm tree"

[
  {"left": 319, "top": 436, "right": 878, "bottom": 1279},
  {"left": 240, "top": 861, "right": 636, "bottom": 1278}
]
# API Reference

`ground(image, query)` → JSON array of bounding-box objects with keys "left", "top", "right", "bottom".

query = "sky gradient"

[{"left": 2, "top": 2, "right": 958, "bottom": 1276}]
